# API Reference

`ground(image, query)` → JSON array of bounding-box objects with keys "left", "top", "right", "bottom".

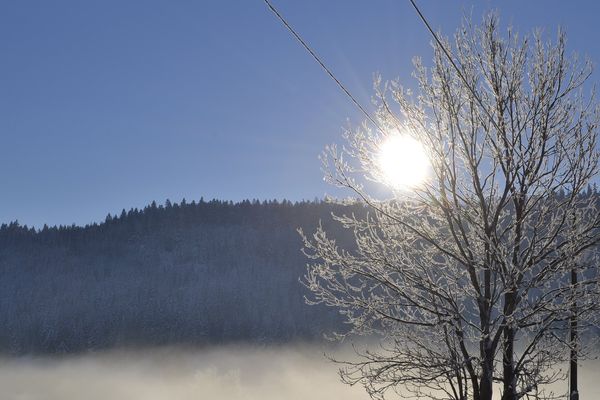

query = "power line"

[
  {"left": 407, "top": 0, "right": 502, "bottom": 133},
  {"left": 262, "top": 0, "right": 382, "bottom": 131},
  {"left": 263, "top": 0, "right": 501, "bottom": 136}
]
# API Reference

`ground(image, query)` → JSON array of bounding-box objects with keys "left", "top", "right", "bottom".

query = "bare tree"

[{"left": 301, "top": 14, "right": 600, "bottom": 400}]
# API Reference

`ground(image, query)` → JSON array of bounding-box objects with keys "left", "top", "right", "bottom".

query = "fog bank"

[
  {"left": 0, "top": 345, "right": 365, "bottom": 400},
  {"left": 0, "top": 344, "right": 598, "bottom": 400}
]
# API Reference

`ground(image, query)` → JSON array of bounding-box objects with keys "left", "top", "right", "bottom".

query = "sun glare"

[{"left": 378, "top": 133, "right": 429, "bottom": 189}]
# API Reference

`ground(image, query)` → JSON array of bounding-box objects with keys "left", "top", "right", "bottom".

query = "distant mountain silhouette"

[{"left": 0, "top": 199, "right": 363, "bottom": 354}]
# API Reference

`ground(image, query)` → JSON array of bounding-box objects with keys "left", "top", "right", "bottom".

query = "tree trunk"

[
  {"left": 479, "top": 336, "right": 495, "bottom": 400},
  {"left": 501, "top": 291, "right": 517, "bottom": 400},
  {"left": 479, "top": 362, "right": 494, "bottom": 400}
]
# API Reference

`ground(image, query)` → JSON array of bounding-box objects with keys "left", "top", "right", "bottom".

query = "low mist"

[
  {"left": 1, "top": 344, "right": 599, "bottom": 399},
  {"left": 0, "top": 345, "right": 366, "bottom": 400}
]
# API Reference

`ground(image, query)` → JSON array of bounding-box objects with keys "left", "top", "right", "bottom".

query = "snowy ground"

[{"left": 0, "top": 345, "right": 598, "bottom": 400}]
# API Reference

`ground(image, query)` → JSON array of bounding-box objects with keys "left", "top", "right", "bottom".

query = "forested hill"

[{"left": 0, "top": 199, "right": 363, "bottom": 354}]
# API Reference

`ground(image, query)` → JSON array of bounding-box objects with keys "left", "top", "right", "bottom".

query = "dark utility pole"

[{"left": 569, "top": 266, "right": 579, "bottom": 400}]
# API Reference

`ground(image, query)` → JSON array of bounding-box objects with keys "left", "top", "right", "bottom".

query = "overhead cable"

[{"left": 263, "top": 0, "right": 382, "bottom": 131}]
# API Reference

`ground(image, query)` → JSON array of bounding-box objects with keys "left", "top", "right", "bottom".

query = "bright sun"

[{"left": 378, "top": 133, "right": 429, "bottom": 189}]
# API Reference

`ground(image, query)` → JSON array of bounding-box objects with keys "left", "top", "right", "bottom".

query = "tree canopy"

[{"left": 303, "top": 14, "right": 600, "bottom": 400}]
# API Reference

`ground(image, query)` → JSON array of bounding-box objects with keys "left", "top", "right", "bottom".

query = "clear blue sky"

[{"left": 2, "top": 0, "right": 600, "bottom": 227}]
